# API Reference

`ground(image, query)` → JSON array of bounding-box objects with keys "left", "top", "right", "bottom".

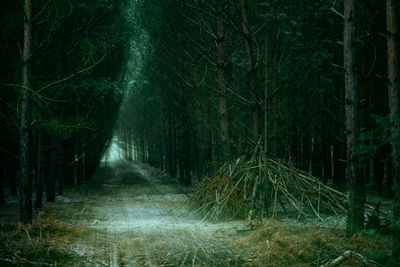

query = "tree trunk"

[
  {"left": 19, "top": 0, "right": 33, "bottom": 223},
  {"left": 359, "top": 36, "right": 371, "bottom": 189},
  {"left": 209, "top": 106, "right": 217, "bottom": 167},
  {"left": 387, "top": 161, "right": 393, "bottom": 197},
  {"left": 301, "top": 130, "right": 312, "bottom": 173},
  {"left": 269, "top": 26, "right": 280, "bottom": 156},
  {"left": 57, "top": 140, "right": 64, "bottom": 196},
  {"left": 0, "top": 161, "right": 5, "bottom": 206},
  {"left": 322, "top": 132, "right": 332, "bottom": 184},
  {"left": 74, "top": 140, "right": 78, "bottom": 186},
  {"left": 141, "top": 137, "right": 146, "bottom": 163},
  {"left": 81, "top": 143, "right": 86, "bottom": 183},
  {"left": 312, "top": 133, "right": 323, "bottom": 179},
  {"left": 373, "top": 155, "right": 384, "bottom": 193},
  {"left": 333, "top": 137, "right": 346, "bottom": 191},
  {"left": 333, "top": 83, "right": 346, "bottom": 191},
  {"left": 64, "top": 141, "right": 76, "bottom": 186},
  {"left": 263, "top": 28, "right": 273, "bottom": 212},
  {"left": 193, "top": 64, "right": 206, "bottom": 176},
  {"left": 182, "top": 120, "right": 191, "bottom": 186},
  {"left": 46, "top": 136, "right": 57, "bottom": 202},
  {"left": 0, "top": 124, "right": 5, "bottom": 206},
  {"left": 240, "top": 0, "right": 260, "bottom": 143},
  {"left": 167, "top": 118, "right": 176, "bottom": 177},
  {"left": 264, "top": 29, "right": 269, "bottom": 155},
  {"left": 35, "top": 132, "right": 43, "bottom": 209},
  {"left": 344, "top": 0, "right": 365, "bottom": 236},
  {"left": 386, "top": 0, "right": 400, "bottom": 258},
  {"left": 76, "top": 138, "right": 86, "bottom": 185},
  {"left": 216, "top": 9, "right": 230, "bottom": 158},
  {"left": 10, "top": 165, "right": 17, "bottom": 196}
]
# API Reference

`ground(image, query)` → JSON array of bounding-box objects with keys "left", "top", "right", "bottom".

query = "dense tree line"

[
  {"left": 0, "top": 0, "right": 133, "bottom": 223},
  {"left": 117, "top": 0, "right": 399, "bottom": 249},
  {"left": 0, "top": 0, "right": 399, "bottom": 259}
]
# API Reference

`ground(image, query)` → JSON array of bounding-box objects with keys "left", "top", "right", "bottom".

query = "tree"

[
  {"left": 240, "top": 0, "right": 260, "bottom": 143},
  {"left": 216, "top": 2, "right": 231, "bottom": 158},
  {"left": 344, "top": 0, "right": 365, "bottom": 236},
  {"left": 18, "top": 0, "right": 33, "bottom": 224},
  {"left": 386, "top": 0, "right": 400, "bottom": 258}
]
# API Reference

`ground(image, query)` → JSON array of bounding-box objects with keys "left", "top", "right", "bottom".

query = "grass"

[
  {"left": 0, "top": 160, "right": 395, "bottom": 266},
  {"left": 0, "top": 216, "right": 82, "bottom": 266},
  {"left": 240, "top": 220, "right": 392, "bottom": 266},
  {"left": 1, "top": 215, "right": 393, "bottom": 266}
]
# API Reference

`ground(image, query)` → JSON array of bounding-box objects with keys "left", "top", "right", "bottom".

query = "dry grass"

[
  {"left": 236, "top": 220, "right": 391, "bottom": 266},
  {"left": 0, "top": 215, "right": 393, "bottom": 266},
  {"left": 0, "top": 215, "right": 85, "bottom": 266},
  {"left": 0, "top": 160, "right": 395, "bottom": 266}
]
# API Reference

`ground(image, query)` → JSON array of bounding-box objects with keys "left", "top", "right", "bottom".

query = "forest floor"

[{"left": 0, "top": 161, "right": 395, "bottom": 266}]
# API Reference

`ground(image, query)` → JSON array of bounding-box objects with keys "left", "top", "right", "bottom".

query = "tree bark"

[
  {"left": 386, "top": 0, "right": 400, "bottom": 258},
  {"left": 264, "top": 29, "right": 269, "bottom": 155},
  {"left": 46, "top": 136, "right": 57, "bottom": 202},
  {"left": 0, "top": 160, "right": 5, "bottom": 206},
  {"left": 35, "top": 132, "right": 43, "bottom": 209},
  {"left": 19, "top": 0, "right": 33, "bottom": 223},
  {"left": 240, "top": 0, "right": 260, "bottom": 143},
  {"left": 10, "top": 165, "right": 17, "bottom": 196},
  {"left": 333, "top": 137, "right": 346, "bottom": 191},
  {"left": 64, "top": 140, "right": 76, "bottom": 186},
  {"left": 301, "top": 130, "right": 312, "bottom": 173},
  {"left": 193, "top": 64, "right": 206, "bottom": 176},
  {"left": 322, "top": 131, "right": 332, "bottom": 184},
  {"left": 166, "top": 118, "right": 176, "bottom": 177},
  {"left": 373, "top": 155, "right": 384, "bottom": 193},
  {"left": 81, "top": 142, "right": 86, "bottom": 183},
  {"left": 209, "top": 106, "right": 217, "bottom": 167},
  {"left": 387, "top": 160, "right": 393, "bottom": 197},
  {"left": 0, "top": 124, "right": 5, "bottom": 206},
  {"left": 312, "top": 133, "right": 323, "bottom": 179},
  {"left": 73, "top": 140, "right": 78, "bottom": 186},
  {"left": 216, "top": 8, "right": 230, "bottom": 158},
  {"left": 344, "top": 0, "right": 365, "bottom": 236},
  {"left": 57, "top": 140, "right": 64, "bottom": 196},
  {"left": 263, "top": 28, "right": 273, "bottom": 212},
  {"left": 269, "top": 27, "right": 280, "bottom": 156}
]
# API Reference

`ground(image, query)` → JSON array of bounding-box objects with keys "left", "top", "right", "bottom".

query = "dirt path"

[
  {"left": 44, "top": 161, "right": 250, "bottom": 266},
  {"left": 0, "top": 161, "right": 393, "bottom": 266}
]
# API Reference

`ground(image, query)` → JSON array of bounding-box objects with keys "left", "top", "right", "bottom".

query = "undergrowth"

[
  {"left": 0, "top": 160, "right": 394, "bottom": 266},
  {"left": 0, "top": 215, "right": 83, "bottom": 266},
  {"left": 239, "top": 221, "right": 392, "bottom": 266}
]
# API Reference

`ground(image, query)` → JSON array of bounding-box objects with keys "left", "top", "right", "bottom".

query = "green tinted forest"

[{"left": 0, "top": 0, "right": 399, "bottom": 266}]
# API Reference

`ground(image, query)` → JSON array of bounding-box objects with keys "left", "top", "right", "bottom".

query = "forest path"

[{"left": 45, "top": 161, "right": 250, "bottom": 266}]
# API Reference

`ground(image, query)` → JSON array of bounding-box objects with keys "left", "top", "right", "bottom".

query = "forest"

[{"left": 0, "top": 0, "right": 399, "bottom": 266}]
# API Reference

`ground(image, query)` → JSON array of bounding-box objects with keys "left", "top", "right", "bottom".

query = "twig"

[
  {"left": 305, "top": 195, "right": 324, "bottom": 222},
  {"left": 325, "top": 250, "right": 384, "bottom": 267},
  {"left": 37, "top": 50, "right": 107, "bottom": 93},
  {"left": 0, "top": 256, "right": 54, "bottom": 266}
]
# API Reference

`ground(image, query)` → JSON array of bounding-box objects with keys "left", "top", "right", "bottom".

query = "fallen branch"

[
  {"left": 323, "top": 250, "right": 384, "bottom": 267},
  {"left": 190, "top": 155, "right": 348, "bottom": 220}
]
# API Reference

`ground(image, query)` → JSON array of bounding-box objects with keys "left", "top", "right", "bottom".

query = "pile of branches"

[{"left": 190, "top": 155, "right": 348, "bottom": 221}]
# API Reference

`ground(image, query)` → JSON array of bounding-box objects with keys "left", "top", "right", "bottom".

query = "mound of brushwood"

[{"left": 191, "top": 155, "right": 348, "bottom": 220}]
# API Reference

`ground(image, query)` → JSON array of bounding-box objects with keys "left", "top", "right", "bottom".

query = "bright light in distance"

[{"left": 103, "top": 141, "right": 121, "bottom": 162}]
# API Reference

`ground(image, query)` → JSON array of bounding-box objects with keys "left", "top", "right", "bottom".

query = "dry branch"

[
  {"left": 323, "top": 250, "right": 385, "bottom": 267},
  {"left": 191, "top": 155, "right": 359, "bottom": 221}
]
